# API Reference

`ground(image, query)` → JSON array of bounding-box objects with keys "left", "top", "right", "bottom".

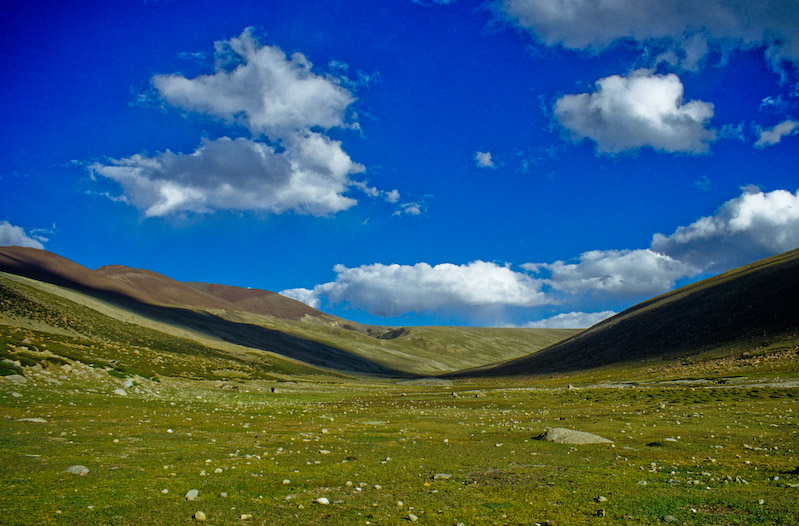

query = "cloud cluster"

[
  {"left": 554, "top": 70, "right": 716, "bottom": 154},
  {"left": 0, "top": 221, "right": 45, "bottom": 249},
  {"left": 523, "top": 310, "right": 616, "bottom": 329},
  {"left": 90, "top": 135, "right": 362, "bottom": 217},
  {"left": 652, "top": 186, "right": 799, "bottom": 272},
  {"left": 534, "top": 249, "right": 699, "bottom": 297},
  {"left": 281, "top": 260, "right": 552, "bottom": 317},
  {"left": 755, "top": 120, "right": 799, "bottom": 148},
  {"left": 94, "top": 28, "right": 398, "bottom": 218},
  {"left": 153, "top": 28, "right": 355, "bottom": 138},
  {"left": 284, "top": 186, "right": 798, "bottom": 324},
  {"left": 497, "top": 0, "right": 799, "bottom": 70}
]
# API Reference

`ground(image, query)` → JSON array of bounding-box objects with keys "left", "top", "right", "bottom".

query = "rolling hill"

[
  {"left": 0, "top": 247, "right": 577, "bottom": 376},
  {"left": 454, "top": 248, "right": 799, "bottom": 377}
]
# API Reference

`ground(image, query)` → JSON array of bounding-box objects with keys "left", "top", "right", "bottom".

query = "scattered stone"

[
  {"left": 433, "top": 473, "right": 452, "bottom": 480},
  {"left": 396, "top": 500, "right": 404, "bottom": 507},
  {"left": 536, "top": 428, "right": 613, "bottom": 445},
  {"left": 122, "top": 379, "right": 134, "bottom": 388},
  {"left": 113, "top": 388, "right": 127, "bottom": 397},
  {"left": 17, "top": 417, "right": 47, "bottom": 423},
  {"left": 220, "top": 492, "right": 228, "bottom": 498},
  {"left": 10, "top": 392, "right": 22, "bottom": 398},
  {"left": 407, "top": 513, "right": 419, "bottom": 522},
  {"left": 194, "top": 510, "right": 206, "bottom": 521},
  {"left": 64, "top": 465, "right": 89, "bottom": 476},
  {"left": 240, "top": 513, "right": 252, "bottom": 520},
  {"left": 319, "top": 450, "right": 331, "bottom": 455},
  {"left": 596, "top": 496, "right": 608, "bottom": 503},
  {"left": 185, "top": 489, "right": 199, "bottom": 501},
  {"left": 4, "top": 374, "right": 27, "bottom": 385},
  {"left": 161, "top": 489, "right": 168, "bottom": 494},
  {"left": 315, "top": 497, "right": 330, "bottom": 505},
  {"left": 214, "top": 468, "right": 223, "bottom": 474},
  {"left": 282, "top": 479, "right": 291, "bottom": 485}
]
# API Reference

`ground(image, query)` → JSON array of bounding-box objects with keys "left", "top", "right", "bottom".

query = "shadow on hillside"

[
  {"left": 2, "top": 263, "right": 414, "bottom": 377},
  {"left": 448, "top": 249, "right": 799, "bottom": 378}
]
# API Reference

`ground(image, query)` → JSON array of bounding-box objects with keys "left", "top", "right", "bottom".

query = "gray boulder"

[{"left": 537, "top": 427, "right": 613, "bottom": 445}]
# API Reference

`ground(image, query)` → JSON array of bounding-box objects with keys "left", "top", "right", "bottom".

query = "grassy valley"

[{"left": 1, "top": 248, "right": 798, "bottom": 524}]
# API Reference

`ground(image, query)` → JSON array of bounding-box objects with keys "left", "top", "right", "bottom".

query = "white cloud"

[
  {"left": 554, "top": 69, "right": 716, "bottom": 154},
  {"left": 288, "top": 261, "right": 552, "bottom": 317},
  {"left": 652, "top": 186, "right": 799, "bottom": 272},
  {"left": 755, "top": 119, "right": 799, "bottom": 148},
  {"left": 497, "top": 0, "right": 799, "bottom": 71},
  {"left": 153, "top": 28, "right": 355, "bottom": 138},
  {"left": 393, "top": 202, "right": 424, "bottom": 216},
  {"left": 523, "top": 310, "right": 616, "bottom": 329},
  {"left": 279, "top": 288, "right": 321, "bottom": 309},
  {"left": 0, "top": 221, "right": 45, "bottom": 249},
  {"left": 90, "top": 135, "right": 364, "bottom": 217},
  {"left": 532, "top": 249, "right": 698, "bottom": 297},
  {"left": 475, "top": 151, "right": 497, "bottom": 168}
]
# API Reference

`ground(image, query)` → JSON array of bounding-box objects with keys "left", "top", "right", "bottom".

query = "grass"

[{"left": 2, "top": 374, "right": 798, "bottom": 525}]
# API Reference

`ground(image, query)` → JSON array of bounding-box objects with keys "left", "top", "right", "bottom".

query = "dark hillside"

[{"left": 457, "top": 249, "right": 799, "bottom": 376}]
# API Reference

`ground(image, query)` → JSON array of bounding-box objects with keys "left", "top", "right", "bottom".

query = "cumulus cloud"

[
  {"left": 89, "top": 135, "right": 364, "bottom": 217},
  {"left": 755, "top": 119, "right": 799, "bottom": 148},
  {"left": 652, "top": 186, "right": 799, "bottom": 272},
  {"left": 280, "top": 287, "right": 321, "bottom": 309},
  {"left": 153, "top": 28, "right": 355, "bottom": 138},
  {"left": 474, "top": 151, "right": 497, "bottom": 168},
  {"left": 281, "top": 261, "right": 552, "bottom": 317},
  {"left": 554, "top": 69, "right": 717, "bottom": 154},
  {"left": 529, "top": 249, "right": 699, "bottom": 298},
  {"left": 0, "top": 221, "right": 45, "bottom": 249},
  {"left": 497, "top": 0, "right": 799, "bottom": 71},
  {"left": 523, "top": 310, "right": 616, "bottom": 329}
]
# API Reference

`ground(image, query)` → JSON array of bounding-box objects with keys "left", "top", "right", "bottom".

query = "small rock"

[
  {"left": 214, "top": 468, "right": 223, "bottom": 474},
  {"left": 315, "top": 497, "right": 330, "bottom": 505},
  {"left": 185, "top": 489, "right": 199, "bottom": 501},
  {"left": 240, "top": 513, "right": 252, "bottom": 520},
  {"left": 408, "top": 513, "right": 419, "bottom": 522},
  {"left": 161, "top": 489, "right": 168, "bottom": 494},
  {"left": 64, "top": 465, "right": 89, "bottom": 476},
  {"left": 220, "top": 492, "right": 228, "bottom": 498},
  {"left": 4, "top": 374, "right": 27, "bottom": 385},
  {"left": 10, "top": 392, "right": 22, "bottom": 398},
  {"left": 194, "top": 510, "right": 206, "bottom": 521},
  {"left": 17, "top": 417, "right": 47, "bottom": 423},
  {"left": 113, "top": 388, "right": 127, "bottom": 396},
  {"left": 663, "top": 515, "right": 677, "bottom": 523},
  {"left": 396, "top": 500, "right": 404, "bottom": 507},
  {"left": 433, "top": 473, "right": 452, "bottom": 480},
  {"left": 123, "top": 379, "right": 134, "bottom": 388},
  {"left": 596, "top": 496, "right": 608, "bottom": 503},
  {"left": 282, "top": 479, "right": 291, "bottom": 485}
]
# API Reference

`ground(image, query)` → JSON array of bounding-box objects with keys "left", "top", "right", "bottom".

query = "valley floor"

[{"left": 2, "top": 370, "right": 798, "bottom": 525}]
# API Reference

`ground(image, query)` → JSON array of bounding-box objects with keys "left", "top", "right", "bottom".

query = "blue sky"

[{"left": 2, "top": 0, "right": 799, "bottom": 327}]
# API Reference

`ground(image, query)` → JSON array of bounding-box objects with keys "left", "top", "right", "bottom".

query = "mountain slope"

[
  {"left": 97, "top": 265, "right": 325, "bottom": 320},
  {"left": 0, "top": 247, "right": 578, "bottom": 375},
  {"left": 456, "top": 249, "right": 799, "bottom": 377}
]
